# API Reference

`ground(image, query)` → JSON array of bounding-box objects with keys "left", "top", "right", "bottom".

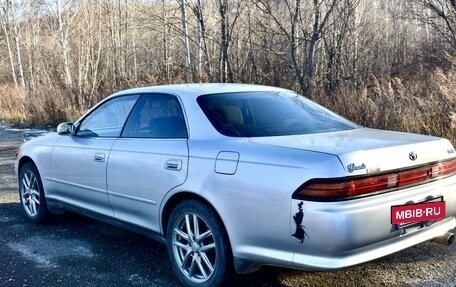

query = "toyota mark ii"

[{"left": 15, "top": 84, "right": 456, "bottom": 287}]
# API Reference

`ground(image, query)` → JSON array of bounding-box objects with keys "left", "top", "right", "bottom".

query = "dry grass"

[
  {"left": 316, "top": 65, "right": 456, "bottom": 144},
  {"left": 0, "top": 65, "right": 455, "bottom": 145},
  {"left": 0, "top": 85, "right": 84, "bottom": 128}
]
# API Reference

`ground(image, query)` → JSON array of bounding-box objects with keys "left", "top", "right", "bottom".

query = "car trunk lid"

[{"left": 248, "top": 128, "right": 456, "bottom": 175}]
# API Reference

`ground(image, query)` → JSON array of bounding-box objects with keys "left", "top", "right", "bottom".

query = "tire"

[
  {"left": 18, "top": 162, "right": 50, "bottom": 223},
  {"left": 166, "top": 200, "right": 232, "bottom": 287}
]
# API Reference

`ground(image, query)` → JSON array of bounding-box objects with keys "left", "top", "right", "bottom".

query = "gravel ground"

[{"left": 0, "top": 122, "right": 455, "bottom": 287}]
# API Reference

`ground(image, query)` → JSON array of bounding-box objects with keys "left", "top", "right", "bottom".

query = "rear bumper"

[
  {"left": 292, "top": 217, "right": 456, "bottom": 270},
  {"left": 290, "top": 174, "right": 456, "bottom": 270}
]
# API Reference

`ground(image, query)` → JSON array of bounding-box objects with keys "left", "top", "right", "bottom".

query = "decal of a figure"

[{"left": 292, "top": 201, "right": 309, "bottom": 243}]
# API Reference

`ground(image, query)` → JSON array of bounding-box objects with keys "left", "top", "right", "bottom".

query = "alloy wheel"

[
  {"left": 171, "top": 212, "right": 217, "bottom": 283},
  {"left": 20, "top": 170, "right": 41, "bottom": 217}
]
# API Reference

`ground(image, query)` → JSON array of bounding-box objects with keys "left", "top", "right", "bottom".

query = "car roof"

[{"left": 109, "top": 83, "right": 290, "bottom": 99}]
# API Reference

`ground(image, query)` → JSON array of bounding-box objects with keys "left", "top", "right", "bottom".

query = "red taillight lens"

[
  {"left": 294, "top": 158, "right": 456, "bottom": 201},
  {"left": 438, "top": 160, "right": 456, "bottom": 176},
  {"left": 397, "top": 166, "right": 430, "bottom": 187}
]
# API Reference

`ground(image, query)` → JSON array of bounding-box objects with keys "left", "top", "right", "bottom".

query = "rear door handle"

[
  {"left": 93, "top": 153, "right": 105, "bottom": 162},
  {"left": 165, "top": 159, "right": 182, "bottom": 171}
]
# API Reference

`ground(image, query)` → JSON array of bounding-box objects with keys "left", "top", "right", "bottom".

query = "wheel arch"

[
  {"left": 161, "top": 191, "right": 260, "bottom": 274},
  {"left": 161, "top": 191, "right": 225, "bottom": 237},
  {"left": 161, "top": 192, "right": 234, "bottom": 256},
  {"left": 18, "top": 156, "right": 35, "bottom": 174}
]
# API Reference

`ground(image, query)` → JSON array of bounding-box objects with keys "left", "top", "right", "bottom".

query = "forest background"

[{"left": 0, "top": 0, "right": 455, "bottom": 142}]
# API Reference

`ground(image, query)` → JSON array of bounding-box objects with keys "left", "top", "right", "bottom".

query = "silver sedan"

[{"left": 15, "top": 84, "right": 456, "bottom": 287}]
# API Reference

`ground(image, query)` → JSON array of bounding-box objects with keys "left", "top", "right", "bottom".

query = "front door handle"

[
  {"left": 165, "top": 159, "right": 182, "bottom": 171},
  {"left": 93, "top": 153, "right": 105, "bottom": 162}
]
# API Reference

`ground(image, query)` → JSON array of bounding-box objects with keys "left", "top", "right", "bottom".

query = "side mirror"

[{"left": 56, "top": 122, "right": 74, "bottom": 135}]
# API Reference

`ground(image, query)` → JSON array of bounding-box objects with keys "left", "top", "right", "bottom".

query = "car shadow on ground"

[
  {"left": 1, "top": 201, "right": 455, "bottom": 287},
  {"left": 0, "top": 202, "right": 286, "bottom": 287}
]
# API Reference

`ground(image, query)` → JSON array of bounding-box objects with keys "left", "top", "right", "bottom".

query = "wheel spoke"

[
  {"left": 22, "top": 190, "right": 30, "bottom": 197},
  {"left": 173, "top": 241, "right": 190, "bottom": 252},
  {"left": 31, "top": 176, "right": 37, "bottom": 190},
  {"left": 185, "top": 214, "right": 194, "bottom": 238},
  {"left": 22, "top": 178, "right": 28, "bottom": 190},
  {"left": 33, "top": 197, "right": 40, "bottom": 205},
  {"left": 188, "top": 255, "right": 196, "bottom": 277},
  {"left": 23, "top": 173, "right": 31, "bottom": 188},
  {"left": 193, "top": 214, "right": 200, "bottom": 238},
  {"left": 30, "top": 199, "right": 36, "bottom": 215},
  {"left": 199, "top": 243, "right": 215, "bottom": 252},
  {"left": 174, "top": 228, "right": 189, "bottom": 241},
  {"left": 31, "top": 189, "right": 40, "bottom": 197},
  {"left": 200, "top": 253, "right": 214, "bottom": 273},
  {"left": 181, "top": 250, "right": 192, "bottom": 269},
  {"left": 29, "top": 174, "right": 36, "bottom": 190},
  {"left": 196, "top": 257, "right": 208, "bottom": 279},
  {"left": 196, "top": 230, "right": 212, "bottom": 242}
]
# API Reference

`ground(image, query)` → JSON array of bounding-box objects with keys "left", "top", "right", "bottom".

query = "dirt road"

[{"left": 1, "top": 123, "right": 455, "bottom": 287}]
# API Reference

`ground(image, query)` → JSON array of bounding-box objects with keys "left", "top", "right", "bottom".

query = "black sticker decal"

[{"left": 292, "top": 201, "right": 309, "bottom": 243}]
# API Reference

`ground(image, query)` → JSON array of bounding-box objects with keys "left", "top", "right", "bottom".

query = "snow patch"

[
  {"left": 128, "top": 274, "right": 162, "bottom": 286},
  {"left": 0, "top": 215, "right": 15, "bottom": 223},
  {"left": 1, "top": 121, "right": 52, "bottom": 137},
  {"left": 7, "top": 235, "right": 94, "bottom": 268}
]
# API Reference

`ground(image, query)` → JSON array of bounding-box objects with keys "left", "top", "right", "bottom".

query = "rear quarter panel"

[{"left": 161, "top": 139, "right": 346, "bottom": 267}]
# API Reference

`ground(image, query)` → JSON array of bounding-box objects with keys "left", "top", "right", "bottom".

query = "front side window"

[
  {"left": 122, "top": 94, "right": 187, "bottom": 138},
  {"left": 76, "top": 95, "right": 139, "bottom": 138},
  {"left": 197, "top": 91, "right": 358, "bottom": 137}
]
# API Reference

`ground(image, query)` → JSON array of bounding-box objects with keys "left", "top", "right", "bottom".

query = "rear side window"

[
  {"left": 122, "top": 94, "right": 187, "bottom": 138},
  {"left": 197, "top": 91, "right": 358, "bottom": 137}
]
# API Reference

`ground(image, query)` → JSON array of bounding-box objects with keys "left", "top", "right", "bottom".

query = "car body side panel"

[
  {"left": 50, "top": 136, "right": 115, "bottom": 217},
  {"left": 161, "top": 139, "right": 347, "bottom": 269},
  {"left": 161, "top": 135, "right": 456, "bottom": 272},
  {"left": 107, "top": 138, "right": 189, "bottom": 231}
]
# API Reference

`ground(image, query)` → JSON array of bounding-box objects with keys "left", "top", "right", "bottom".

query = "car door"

[
  {"left": 51, "top": 95, "right": 139, "bottom": 216},
  {"left": 107, "top": 93, "right": 189, "bottom": 232}
]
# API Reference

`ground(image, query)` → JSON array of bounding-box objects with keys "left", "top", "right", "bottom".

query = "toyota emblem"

[{"left": 409, "top": 151, "right": 417, "bottom": 161}]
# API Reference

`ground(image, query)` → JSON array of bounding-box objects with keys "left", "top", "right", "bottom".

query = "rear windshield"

[{"left": 197, "top": 91, "right": 358, "bottom": 137}]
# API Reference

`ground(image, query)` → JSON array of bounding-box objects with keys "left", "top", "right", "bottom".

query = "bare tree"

[
  {"left": 303, "top": 0, "right": 338, "bottom": 99},
  {"left": 9, "top": 0, "right": 25, "bottom": 88},
  {"left": 187, "top": 0, "right": 213, "bottom": 81},
  {"left": 254, "top": 0, "right": 306, "bottom": 92},
  {"left": 218, "top": 0, "right": 242, "bottom": 83},
  {"left": 44, "top": 0, "right": 78, "bottom": 93},
  {"left": 412, "top": 0, "right": 456, "bottom": 50},
  {"left": 0, "top": 1, "right": 17, "bottom": 86},
  {"left": 177, "top": 0, "right": 193, "bottom": 83}
]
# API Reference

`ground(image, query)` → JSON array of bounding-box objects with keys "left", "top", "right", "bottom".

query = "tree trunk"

[
  {"left": 219, "top": 0, "right": 228, "bottom": 83},
  {"left": 0, "top": 6, "right": 17, "bottom": 86},
  {"left": 10, "top": 1, "right": 25, "bottom": 88},
  {"left": 57, "top": 0, "right": 73, "bottom": 91},
  {"left": 178, "top": 0, "right": 193, "bottom": 83}
]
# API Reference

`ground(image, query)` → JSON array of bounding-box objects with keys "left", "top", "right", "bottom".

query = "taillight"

[
  {"left": 438, "top": 160, "right": 456, "bottom": 176},
  {"left": 293, "top": 158, "right": 456, "bottom": 201},
  {"left": 397, "top": 166, "right": 429, "bottom": 187}
]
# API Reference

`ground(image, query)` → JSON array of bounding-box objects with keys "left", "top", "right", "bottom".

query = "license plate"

[{"left": 391, "top": 200, "right": 445, "bottom": 225}]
